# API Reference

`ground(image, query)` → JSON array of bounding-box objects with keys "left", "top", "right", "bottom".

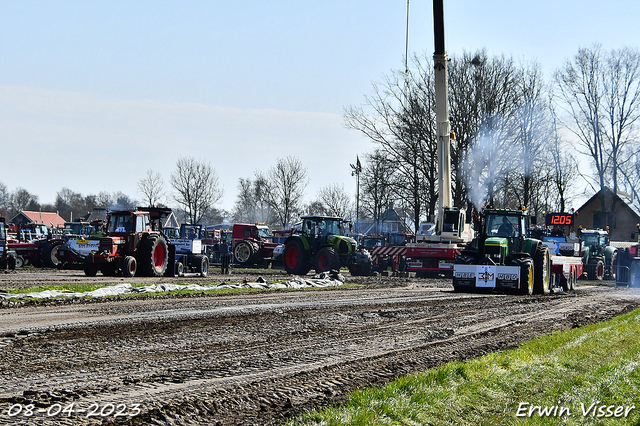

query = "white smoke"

[{"left": 461, "top": 132, "right": 504, "bottom": 211}]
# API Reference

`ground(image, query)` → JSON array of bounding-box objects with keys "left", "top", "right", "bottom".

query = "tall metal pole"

[
  {"left": 433, "top": 0, "right": 452, "bottom": 234},
  {"left": 351, "top": 157, "right": 362, "bottom": 233}
]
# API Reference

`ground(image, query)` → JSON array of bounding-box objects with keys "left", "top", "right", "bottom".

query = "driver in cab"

[{"left": 498, "top": 216, "right": 514, "bottom": 237}]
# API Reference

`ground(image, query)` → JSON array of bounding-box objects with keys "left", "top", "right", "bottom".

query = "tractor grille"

[{"left": 484, "top": 244, "right": 503, "bottom": 263}]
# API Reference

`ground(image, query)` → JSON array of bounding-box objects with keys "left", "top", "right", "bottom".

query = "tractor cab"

[
  {"left": 302, "top": 216, "right": 344, "bottom": 242},
  {"left": 580, "top": 229, "right": 609, "bottom": 255},
  {"left": 477, "top": 209, "right": 531, "bottom": 266}
]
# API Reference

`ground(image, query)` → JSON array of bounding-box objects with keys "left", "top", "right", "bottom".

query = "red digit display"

[{"left": 546, "top": 213, "right": 573, "bottom": 226}]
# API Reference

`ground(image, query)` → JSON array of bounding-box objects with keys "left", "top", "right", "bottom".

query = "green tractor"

[
  {"left": 453, "top": 208, "right": 552, "bottom": 294},
  {"left": 579, "top": 228, "right": 617, "bottom": 280},
  {"left": 282, "top": 215, "right": 372, "bottom": 276}
]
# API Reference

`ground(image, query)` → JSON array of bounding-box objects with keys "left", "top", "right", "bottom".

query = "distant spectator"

[
  {"left": 551, "top": 226, "right": 564, "bottom": 237},
  {"left": 220, "top": 240, "right": 230, "bottom": 274}
]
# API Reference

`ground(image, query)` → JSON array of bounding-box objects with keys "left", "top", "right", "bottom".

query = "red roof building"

[{"left": 11, "top": 211, "right": 66, "bottom": 229}]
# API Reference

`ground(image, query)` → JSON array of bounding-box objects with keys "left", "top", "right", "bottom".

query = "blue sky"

[{"left": 1, "top": 1, "right": 638, "bottom": 213}]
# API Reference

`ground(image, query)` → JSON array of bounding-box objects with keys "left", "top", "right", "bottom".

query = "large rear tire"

[
  {"left": 533, "top": 244, "right": 551, "bottom": 294},
  {"left": 137, "top": 235, "right": 168, "bottom": 277},
  {"left": 315, "top": 246, "right": 340, "bottom": 273},
  {"left": 42, "top": 241, "right": 63, "bottom": 268},
  {"left": 283, "top": 238, "right": 311, "bottom": 275},
  {"left": 234, "top": 240, "right": 257, "bottom": 265}
]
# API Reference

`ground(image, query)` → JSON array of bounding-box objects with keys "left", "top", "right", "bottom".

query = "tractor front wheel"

[
  {"left": 123, "top": 256, "right": 137, "bottom": 277},
  {"left": 84, "top": 259, "right": 99, "bottom": 277},
  {"left": 606, "top": 252, "right": 618, "bottom": 280},
  {"left": 518, "top": 258, "right": 534, "bottom": 295},
  {"left": 587, "top": 259, "right": 605, "bottom": 280},
  {"left": 315, "top": 247, "right": 340, "bottom": 273},
  {"left": 196, "top": 254, "right": 209, "bottom": 277},
  {"left": 283, "top": 239, "right": 311, "bottom": 275}
]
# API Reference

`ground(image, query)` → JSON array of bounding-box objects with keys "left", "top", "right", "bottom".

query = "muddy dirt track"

[{"left": 0, "top": 268, "right": 639, "bottom": 425}]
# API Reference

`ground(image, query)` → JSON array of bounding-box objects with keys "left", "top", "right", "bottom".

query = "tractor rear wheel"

[
  {"left": 123, "top": 256, "right": 137, "bottom": 277},
  {"left": 137, "top": 235, "right": 168, "bottom": 277},
  {"left": 533, "top": 244, "right": 551, "bottom": 294},
  {"left": 42, "top": 241, "right": 63, "bottom": 268},
  {"left": 234, "top": 241, "right": 257, "bottom": 265},
  {"left": 283, "top": 239, "right": 311, "bottom": 275},
  {"left": 315, "top": 247, "right": 340, "bottom": 273}
]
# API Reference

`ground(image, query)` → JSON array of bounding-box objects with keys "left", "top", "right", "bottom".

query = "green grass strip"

[{"left": 290, "top": 308, "right": 640, "bottom": 426}]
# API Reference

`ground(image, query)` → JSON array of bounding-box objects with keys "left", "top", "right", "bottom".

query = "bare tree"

[
  {"left": 137, "top": 170, "right": 165, "bottom": 207},
  {"left": 95, "top": 191, "right": 114, "bottom": 208},
  {"left": 316, "top": 183, "right": 353, "bottom": 219},
  {"left": 259, "top": 156, "right": 308, "bottom": 229},
  {"left": 170, "top": 157, "right": 223, "bottom": 224},
  {"left": 603, "top": 47, "right": 640, "bottom": 205},
  {"left": 9, "top": 188, "right": 39, "bottom": 216},
  {"left": 344, "top": 60, "right": 436, "bottom": 231},
  {"left": 232, "top": 177, "right": 273, "bottom": 225},
  {"left": 554, "top": 45, "right": 607, "bottom": 195},
  {"left": 360, "top": 150, "right": 396, "bottom": 234},
  {"left": 555, "top": 44, "right": 640, "bottom": 226},
  {"left": 0, "top": 182, "right": 9, "bottom": 217},
  {"left": 455, "top": 51, "right": 521, "bottom": 209},
  {"left": 55, "top": 188, "right": 87, "bottom": 221}
]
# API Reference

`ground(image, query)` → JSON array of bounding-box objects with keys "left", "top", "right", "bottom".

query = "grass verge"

[{"left": 290, "top": 308, "right": 640, "bottom": 425}]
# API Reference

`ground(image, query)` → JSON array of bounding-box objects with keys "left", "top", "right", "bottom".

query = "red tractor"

[
  {"left": 231, "top": 223, "right": 279, "bottom": 267},
  {"left": 83, "top": 208, "right": 170, "bottom": 277}
]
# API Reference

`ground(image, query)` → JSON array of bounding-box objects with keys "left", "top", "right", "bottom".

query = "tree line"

[
  {"left": 346, "top": 45, "right": 640, "bottom": 232},
  {"left": 3, "top": 45, "right": 638, "bottom": 233}
]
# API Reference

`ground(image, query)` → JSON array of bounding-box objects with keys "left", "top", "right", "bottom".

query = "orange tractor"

[{"left": 83, "top": 208, "right": 170, "bottom": 277}]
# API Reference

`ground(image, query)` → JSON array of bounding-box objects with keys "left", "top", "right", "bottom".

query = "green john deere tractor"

[
  {"left": 282, "top": 215, "right": 372, "bottom": 276},
  {"left": 453, "top": 208, "right": 552, "bottom": 294}
]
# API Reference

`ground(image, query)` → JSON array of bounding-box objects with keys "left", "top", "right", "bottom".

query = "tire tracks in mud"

[{"left": 0, "top": 282, "right": 638, "bottom": 425}]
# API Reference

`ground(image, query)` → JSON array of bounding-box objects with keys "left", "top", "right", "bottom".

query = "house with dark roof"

[
  {"left": 363, "top": 202, "right": 414, "bottom": 236},
  {"left": 575, "top": 187, "right": 640, "bottom": 242},
  {"left": 10, "top": 211, "right": 66, "bottom": 229}
]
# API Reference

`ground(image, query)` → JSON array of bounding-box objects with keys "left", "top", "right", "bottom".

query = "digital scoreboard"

[{"left": 545, "top": 213, "right": 574, "bottom": 227}]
